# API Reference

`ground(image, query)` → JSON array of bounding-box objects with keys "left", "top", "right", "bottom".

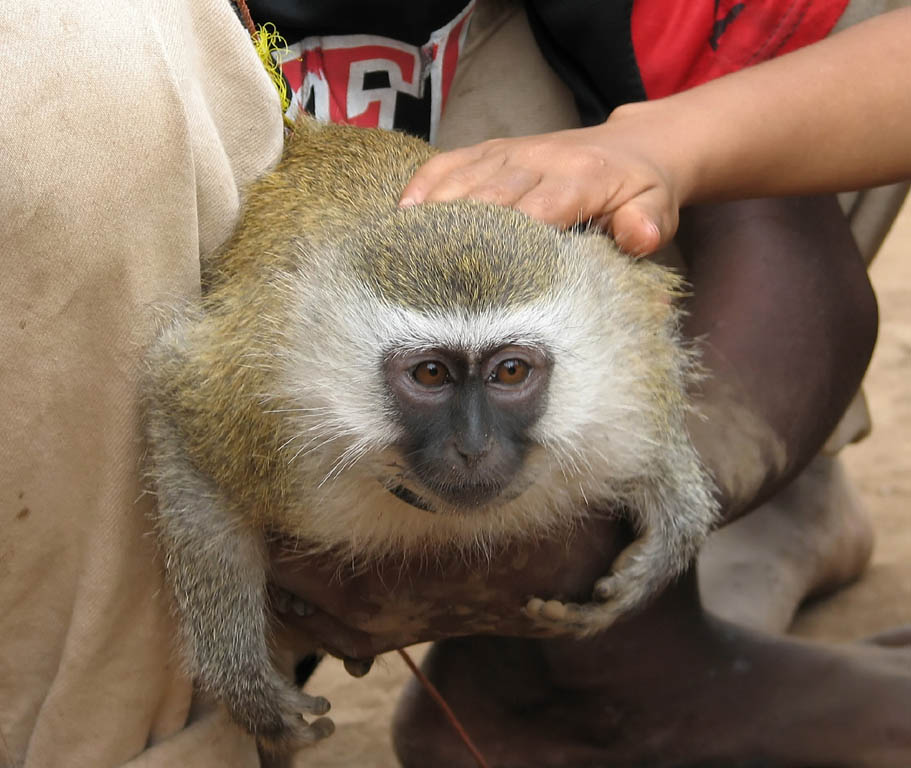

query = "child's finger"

[
  {"left": 399, "top": 145, "right": 489, "bottom": 206},
  {"left": 609, "top": 201, "right": 671, "bottom": 256}
]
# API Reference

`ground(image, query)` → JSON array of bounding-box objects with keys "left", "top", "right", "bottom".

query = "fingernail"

[
  {"left": 645, "top": 218, "right": 661, "bottom": 243},
  {"left": 343, "top": 657, "right": 375, "bottom": 677},
  {"left": 628, "top": 221, "right": 661, "bottom": 258},
  {"left": 399, "top": 196, "right": 415, "bottom": 208}
]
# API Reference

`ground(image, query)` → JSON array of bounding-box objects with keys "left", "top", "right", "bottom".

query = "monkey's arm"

[{"left": 266, "top": 195, "right": 877, "bottom": 649}]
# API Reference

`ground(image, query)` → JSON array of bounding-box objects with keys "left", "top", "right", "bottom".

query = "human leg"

[
  {"left": 394, "top": 575, "right": 911, "bottom": 768},
  {"left": 699, "top": 454, "right": 874, "bottom": 633},
  {"left": 697, "top": 157, "right": 907, "bottom": 636},
  {"left": 676, "top": 193, "right": 877, "bottom": 634}
]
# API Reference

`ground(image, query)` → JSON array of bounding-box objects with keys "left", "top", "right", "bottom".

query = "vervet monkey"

[{"left": 144, "top": 116, "right": 718, "bottom": 754}]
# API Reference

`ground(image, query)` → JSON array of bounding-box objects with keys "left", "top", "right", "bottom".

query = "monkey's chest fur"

[{"left": 144, "top": 117, "right": 717, "bottom": 753}]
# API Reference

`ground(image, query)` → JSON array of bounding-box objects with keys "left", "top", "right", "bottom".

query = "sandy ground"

[{"left": 298, "top": 200, "right": 911, "bottom": 768}]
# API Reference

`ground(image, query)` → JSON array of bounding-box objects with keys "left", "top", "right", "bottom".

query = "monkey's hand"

[
  {"left": 524, "top": 460, "right": 718, "bottom": 636},
  {"left": 523, "top": 533, "right": 679, "bottom": 636}
]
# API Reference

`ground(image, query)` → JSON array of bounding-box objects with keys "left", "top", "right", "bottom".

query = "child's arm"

[{"left": 401, "top": 8, "right": 911, "bottom": 254}]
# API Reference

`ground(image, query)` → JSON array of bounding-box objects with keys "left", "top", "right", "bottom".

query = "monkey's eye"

[
  {"left": 412, "top": 360, "right": 450, "bottom": 387},
  {"left": 492, "top": 359, "right": 530, "bottom": 385}
]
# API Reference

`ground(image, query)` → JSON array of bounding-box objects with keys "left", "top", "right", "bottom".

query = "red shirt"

[{"left": 633, "top": 0, "right": 849, "bottom": 99}]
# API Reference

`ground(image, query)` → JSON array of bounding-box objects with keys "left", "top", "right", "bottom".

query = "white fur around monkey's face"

[{"left": 264, "top": 203, "right": 694, "bottom": 562}]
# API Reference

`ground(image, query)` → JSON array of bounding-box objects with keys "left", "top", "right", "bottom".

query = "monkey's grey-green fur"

[{"left": 144, "top": 116, "right": 718, "bottom": 756}]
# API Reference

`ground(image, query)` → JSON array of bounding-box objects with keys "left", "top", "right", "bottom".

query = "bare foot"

[
  {"left": 393, "top": 581, "right": 911, "bottom": 768},
  {"left": 698, "top": 454, "right": 874, "bottom": 634}
]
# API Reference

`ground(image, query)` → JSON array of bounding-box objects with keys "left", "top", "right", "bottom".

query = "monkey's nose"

[
  {"left": 451, "top": 437, "right": 491, "bottom": 468},
  {"left": 456, "top": 448, "right": 486, "bottom": 468}
]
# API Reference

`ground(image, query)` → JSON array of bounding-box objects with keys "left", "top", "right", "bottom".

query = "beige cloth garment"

[
  {"left": 0, "top": 1, "right": 282, "bottom": 765},
  {"left": 1, "top": 0, "right": 904, "bottom": 766}
]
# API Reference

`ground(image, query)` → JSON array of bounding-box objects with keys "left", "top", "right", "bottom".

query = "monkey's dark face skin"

[{"left": 384, "top": 345, "right": 551, "bottom": 511}]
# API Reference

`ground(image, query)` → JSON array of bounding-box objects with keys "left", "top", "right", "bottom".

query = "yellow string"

[{"left": 250, "top": 22, "right": 293, "bottom": 121}]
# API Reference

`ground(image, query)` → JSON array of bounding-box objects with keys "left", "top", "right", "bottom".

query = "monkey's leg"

[
  {"left": 698, "top": 453, "right": 874, "bottom": 633},
  {"left": 149, "top": 419, "right": 334, "bottom": 755}
]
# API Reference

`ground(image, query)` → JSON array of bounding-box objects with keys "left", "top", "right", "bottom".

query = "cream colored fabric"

[{"left": 0, "top": 1, "right": 282, "bottom": 765}]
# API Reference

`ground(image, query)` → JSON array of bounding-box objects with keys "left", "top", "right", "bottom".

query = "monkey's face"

[
  {"left": 272, "top": 201, "right": 691, "bottom": 557},
  {"left": 382, "top": 344, "right": 551, "bottom": 511}
]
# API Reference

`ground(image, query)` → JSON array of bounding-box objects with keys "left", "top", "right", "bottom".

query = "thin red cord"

[
  {"left": 397, "top": 648, "right": 492, "bottom": 768},
  {"left": 232, "top": 0, "right": 257, "bottom": 36}
]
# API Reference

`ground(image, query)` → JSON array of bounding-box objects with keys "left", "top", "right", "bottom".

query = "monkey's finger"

[
  {"left": 591, "top": 539, "right": 645, "bottom": 603},
  {"left": 524, "top": 595, "right": 621, "bottom": 637},
  {"left": 257, "top": 711, "right": 334, "bottom": 755},
  {"left": 297, "top": 691, "right": 332, "bottom": 716},
  {"left": 295, "top": 715, "right": 335, "bottom": 744},
  {"left": 525, "top": 597, "right": 571, "bottom": 622}
]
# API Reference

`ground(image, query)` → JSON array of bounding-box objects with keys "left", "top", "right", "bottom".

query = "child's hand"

[{"left": 400, "top": 115, "right": 681, "bottom": 256}]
